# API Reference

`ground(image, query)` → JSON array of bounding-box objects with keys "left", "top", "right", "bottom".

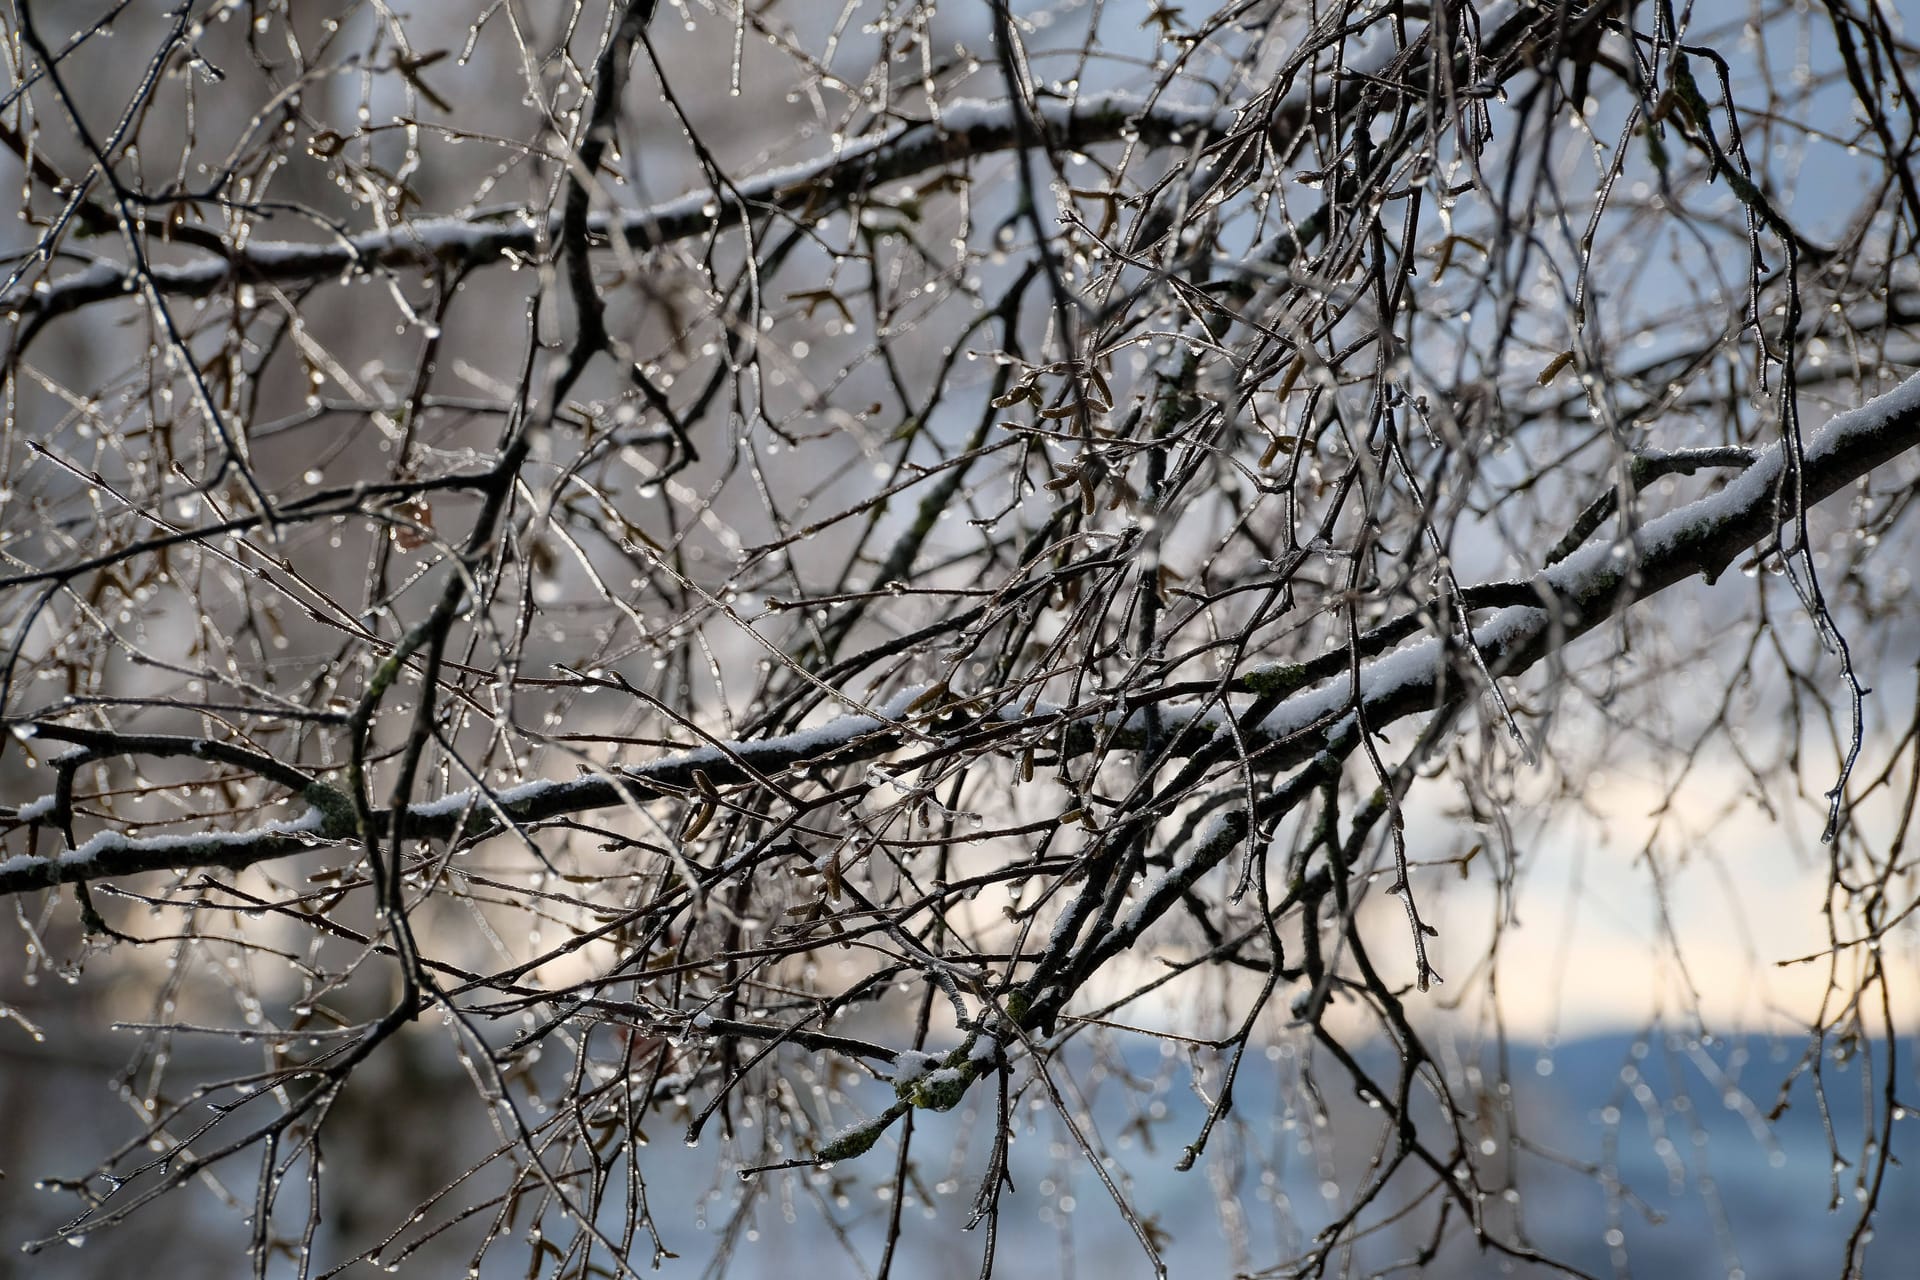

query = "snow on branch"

[
  {"left": 1312, "top": 370, "right": 1920, "bottom": 741},
  {"left": 0, "top": 685, "right": 933, "bottom": 893},
  {"left": 0, "top": 92, "right": 1239, "bottom": 334}
]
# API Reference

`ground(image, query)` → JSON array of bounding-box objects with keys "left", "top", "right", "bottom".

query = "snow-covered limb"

[
  {"left": 0, "top": 685, "right": 931, "bottom": 895},
  {"left": 0, "top": 807, "right": 328, "bottom": 889},
  {"left": 1262, "top": 371, "right": 1920, "bottom": 746},
  {"left": 3, "top": 375, "right": 1917, "bottom": 898},
  {"left": 11, "top": 794, "right": 56, "bottom": 822},
  {"left": 0, "top": 92, "right": 1238, "bottom": 333}
]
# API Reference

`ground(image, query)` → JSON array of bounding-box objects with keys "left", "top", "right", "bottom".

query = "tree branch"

[
  {"left": 7, "top": 374, "right": 1915, "bottom": 897},
  {"left": 0, "top": 92, "right": 1238, "bottom": 335}
]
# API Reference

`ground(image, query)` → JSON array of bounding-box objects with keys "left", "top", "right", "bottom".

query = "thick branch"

[
  {"left": 0, "top": 93, "right": 1236, "bottom": 332},
  {"left": 4, "top": 375, "right": 1915, "bottom": 898}
]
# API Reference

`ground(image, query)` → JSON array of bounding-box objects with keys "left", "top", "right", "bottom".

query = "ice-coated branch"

[
  {"left": 0, "top": 685, "right": 933, "bottom": 894},
  {"left": 0, "top": 92, "right": 1238, "bottom": 333},
  {"left": 4, "top": 375, "right": 1916, "bottom": 899}
]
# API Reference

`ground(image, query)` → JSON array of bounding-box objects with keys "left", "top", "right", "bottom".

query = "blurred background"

[{"left": 3, "top": 1, "right": 1918, "bottom": 1277}]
